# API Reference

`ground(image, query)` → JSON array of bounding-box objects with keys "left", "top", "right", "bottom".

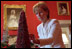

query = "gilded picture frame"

[
  {"left": 57, "top": 2, "right": 70, "bottom": 16},
  {"left": 3, "top": 4, "right": 26, "bottom": 30}
]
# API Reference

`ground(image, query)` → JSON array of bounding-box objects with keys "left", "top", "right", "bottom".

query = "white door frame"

[{"left": 59, "top": 20, "right": 71, "bottom": 48}]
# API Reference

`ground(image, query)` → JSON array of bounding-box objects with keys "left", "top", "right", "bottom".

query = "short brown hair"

[{"left": 33, "top": 2, "right": 50, "bottom": 19}]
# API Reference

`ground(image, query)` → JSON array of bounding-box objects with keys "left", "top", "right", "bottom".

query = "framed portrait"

[
  {"left": 57, "top": 2, "right": 70, "bottom": 16},
  {"left": 3, "top": 4, "right": 26, "bottom": 30}
]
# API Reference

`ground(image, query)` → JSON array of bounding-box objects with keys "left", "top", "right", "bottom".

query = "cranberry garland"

[{"left": 16, "top": 11, "right": 31, "bottom": 48}]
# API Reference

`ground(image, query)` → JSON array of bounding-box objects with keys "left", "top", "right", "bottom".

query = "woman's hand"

[
  {"left": 29, "top": 34, "right": 35, "bottom": 40},
  {"left": 29, "top": 34, "right": 40, "bottom": 44},
  {"left": 33, "top": 39, "right": 40, "bottom": 44}
]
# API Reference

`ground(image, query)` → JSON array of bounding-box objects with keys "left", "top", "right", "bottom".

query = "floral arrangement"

[
  {"left": 1, "top": 40, "right": 39, "bottom": 48},
  {"left": 1, "top": 42, "right": 39, "bottom": 48},
  {"left": 1, "top": 41, "right": 15, "bottom": 48}
]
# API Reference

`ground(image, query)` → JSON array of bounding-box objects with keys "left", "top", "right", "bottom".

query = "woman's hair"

[{"left": 33, "top": 2, "right": 50, "bottom": 19}]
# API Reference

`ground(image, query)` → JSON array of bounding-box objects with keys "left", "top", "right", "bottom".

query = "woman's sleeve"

[{"left": 48, "top": 20, "right": 62, "bottom": 43}]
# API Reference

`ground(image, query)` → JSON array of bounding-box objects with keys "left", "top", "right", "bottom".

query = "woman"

[
  {"left": 32, "top": 2, "right": 65, "bottom": 48},
  {"left": 61, "top": 6, "right": 67, "bottom": 15}
]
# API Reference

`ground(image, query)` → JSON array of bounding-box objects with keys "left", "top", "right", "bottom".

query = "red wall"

[
  {"left": 45, "top": 1, "right": 71, "bottom": 20},
  {"left": 1, "top": 1, "right": 71, "bottom": 40}
]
